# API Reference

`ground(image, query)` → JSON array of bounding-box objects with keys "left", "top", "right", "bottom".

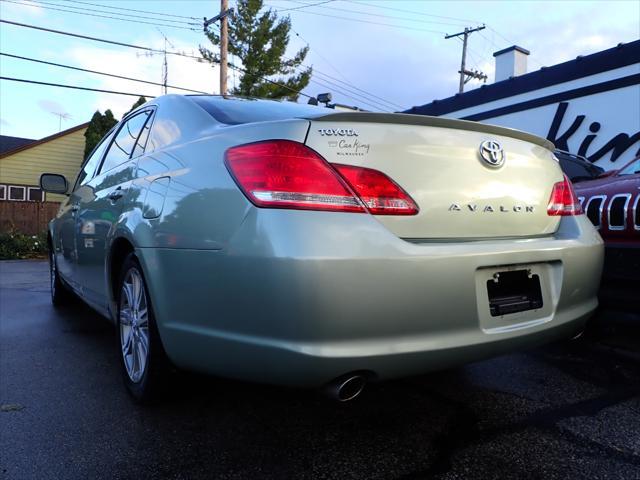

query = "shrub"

[{"left": 0, "top": 230, "right": 48, "bottom": 260}]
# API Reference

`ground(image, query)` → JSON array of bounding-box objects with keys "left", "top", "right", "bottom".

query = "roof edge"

[{"left": 0, "top": 122, "right": 90, "bottom": 159}]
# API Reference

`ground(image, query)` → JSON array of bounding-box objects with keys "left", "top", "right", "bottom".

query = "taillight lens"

[
  {"left": 225, "top": 140, "right": 418, "bottom": 215},
  {"left": 333, "top": 164, "right": 419, "bottom": 215},
  {"left": 225, "top": 140, "right": 365, "bottom": 213},
  {"left": 547, "top": 174, "right": 583, "bottom": 216}
]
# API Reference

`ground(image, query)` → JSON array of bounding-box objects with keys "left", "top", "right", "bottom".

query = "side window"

[
  {"left": 98, "top": 111, "right": 151, "bottom": 175},
  {"left": 132, "top": 111, "right": 155, "bottom": 158},
  {"left": 74, "top": 130, "right": 115, "bottom": 190}
]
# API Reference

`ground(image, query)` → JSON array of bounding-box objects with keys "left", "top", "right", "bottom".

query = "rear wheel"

[
  {"left": 117, "top": 253, "right": 169, "bottom": 403},
  {"left": 49, "top": 249, "right": 72, "bottom": 306}
]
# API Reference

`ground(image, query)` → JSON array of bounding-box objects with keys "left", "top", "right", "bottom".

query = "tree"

[
  {"left": 83, "top": 109, "right": 117, "bottom": 158},
  {"left": 128, "top": 96, "right": 147, "bottom": 113},
  {"left": 200, "top": 0, "right": 311, "bottom": 100}
]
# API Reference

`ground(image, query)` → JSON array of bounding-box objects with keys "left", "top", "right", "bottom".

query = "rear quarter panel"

[{"left": 129, "top": 118, "right": 311, "bottom": 250}]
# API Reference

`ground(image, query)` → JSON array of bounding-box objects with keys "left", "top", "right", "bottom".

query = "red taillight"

[
  {"left": 225, "top": 140, "right": 365, "bottom": 213},
  {"left": 547, "top": 174, "right": 583, "bottom": 216},
  {"left": 333, "top": 164, "right": 419, "bottom": 215},
  {"left": 225, "top": 140, "right": 418, "bottom": 215}
]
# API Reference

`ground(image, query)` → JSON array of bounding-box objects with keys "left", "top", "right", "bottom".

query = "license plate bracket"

[{"left": 486, "top": 269, "right": 543, "bottom": 317}]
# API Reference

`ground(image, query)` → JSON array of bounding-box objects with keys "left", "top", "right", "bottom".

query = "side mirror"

[{"left": 40, "top": 173, "right": 69, "bottom": 194}]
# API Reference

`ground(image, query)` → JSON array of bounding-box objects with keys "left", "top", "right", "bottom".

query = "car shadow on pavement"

[{"left": 25, "top": 290, "right": 640, "bottom": 479}]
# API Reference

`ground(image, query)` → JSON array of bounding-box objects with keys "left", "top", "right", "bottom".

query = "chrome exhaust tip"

[{"left": 325, "top": 374, "right": 367, "bottom": 402}]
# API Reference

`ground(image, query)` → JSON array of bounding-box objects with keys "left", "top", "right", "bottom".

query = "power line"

[
  {"left": 276, "top": 0, "right": 335, "bottom": 12},
  {"left": 0, "top": 19, "right": 203, "bottom": 59},
  {"left": 1, "top": 0, "right": 199, "bottom": 31},
  {"left": 271, "top": 0, "right": 471, "bottom": 27},
  {"left": 0, "top": 76, "right": 155, "bottom": 97},
  {"left": 207, "top": 16, "right": 397, "bottom": 109},
  {"left": 25, "top": 0, "right": 199, "bottom": 25},
  {"left": 270, "top": 6, "right": 448, "bottom": 34},
  {"left": 484, "top": 26, "right": 544, "bottom": 67},
  {"left": 207, "top": 22, "right": 393, "bottom": 109},
  {"left": 347, "top": 0, "right": 482, "bottom": 24},
  {"left": 0, "top": 52, "right": 209, "bottom": 94},
  {"left": 60, "top": 0, "right": 199, "bottom": 21},
  {"left": 287, "top": 29, "right": 402, "bottom": 110},
  {"left": 2, "top": 18, "right": 312, "bottom": 100}
]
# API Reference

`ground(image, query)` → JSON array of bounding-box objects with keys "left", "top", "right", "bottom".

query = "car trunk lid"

[{"left": 304, "top": 112, "right": 562, "bottom": 239}]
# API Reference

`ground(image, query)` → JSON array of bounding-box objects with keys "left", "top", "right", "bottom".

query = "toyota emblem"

[{"left": 479, "top": 140, "right": 505, "bottom": 168}]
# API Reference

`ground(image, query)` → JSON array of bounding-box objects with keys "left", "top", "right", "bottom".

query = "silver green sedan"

[{"left": 40, "top": 95, "right": 603, "bottom": 402}]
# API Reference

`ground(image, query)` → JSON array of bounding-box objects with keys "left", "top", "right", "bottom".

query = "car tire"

[
  {"left": 49, "top": 249, "right": 72, "bottom": 306},
  {"left": 116, "top": 253, "right": 169, "bottom": 403}
]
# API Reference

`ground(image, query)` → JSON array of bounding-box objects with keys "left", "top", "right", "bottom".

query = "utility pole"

[
  {"left": 220, "top": 0, "right": 228, "bottom": 95},
  {"left": 204, "top": 2, "right": 232, "bottom": 95},
  {"left": 445, "top": 25, "right": 487, "bottom": 93}
]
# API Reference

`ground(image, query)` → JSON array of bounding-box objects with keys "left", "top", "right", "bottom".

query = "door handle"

[{"left": 108, "top": 187, "right": 124, "bottom": 202}]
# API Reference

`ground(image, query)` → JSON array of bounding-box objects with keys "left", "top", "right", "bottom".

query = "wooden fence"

[{"left": 0, "top": 201, "right": 60, "bottom": 235}]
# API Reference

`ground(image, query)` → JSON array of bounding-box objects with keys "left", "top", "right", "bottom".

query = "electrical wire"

[
  {"left": 276, "top": 0, "right": 335, "bottom": 12},
  {"left": 207, "top": 18, "right": 398, "bottom": 109},
  {"left": 0, "top": 76, "right": 156, "bottom": 97},
  {"left": 1, "top": 0, "right": 199, "bottom": 31},
  {"left": 0, "top": 19, "right": 203, "bottom": 59},
  {"left": 22, "top": 0, "right": 199, "bottom": 25},
  {"left": 270, "top": 0, "right": 470, "bottom": 27},
  {"left": 1, "top": 19, "right": 312, "bottom": 99},
  {"left": 0, "top": 52, "right": 209, "bottom": 94},
  {"left": 271, "top": 7, "right": 448, "bottom": 34},
  {"left": 346, "top": 0, "right": 482, "bottom": 24},
  {"left": 60, "top": 0, "right": 199, "bottom": 21}
]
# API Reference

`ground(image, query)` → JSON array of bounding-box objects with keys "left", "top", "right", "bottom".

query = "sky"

[{"left": 0, "top": 0, "right": 638, "bottom": 140}]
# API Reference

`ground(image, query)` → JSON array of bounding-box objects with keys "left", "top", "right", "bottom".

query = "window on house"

[
  {"left": 28, "top": 187, "right": 44, "bottom": 202},
  {"left": 8, "top": 186, "right": 26, "bottom": 201},
  {"left": 0, "top": 185, "right": 6, "bottom": 200}
]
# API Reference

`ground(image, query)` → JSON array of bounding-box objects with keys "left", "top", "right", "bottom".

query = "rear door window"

[{"left": 98, "top": 111, "right": 151, "bottom": 175}]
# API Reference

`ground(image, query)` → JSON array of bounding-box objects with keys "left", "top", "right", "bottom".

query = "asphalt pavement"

[{"left": 1, "top": 260, "right": 639, "bottom": 480}]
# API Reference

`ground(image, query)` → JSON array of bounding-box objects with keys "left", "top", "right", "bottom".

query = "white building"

[{"left": 405, "top": 40, "right": 640, "bottom": 170}]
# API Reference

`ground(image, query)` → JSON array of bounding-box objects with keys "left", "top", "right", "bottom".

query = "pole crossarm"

[
  {"left": 444, "top": 24, "right": 486, "bottom": 93},
  {"left": 203, "top": 8, "right": 233, "bottom": 30}
]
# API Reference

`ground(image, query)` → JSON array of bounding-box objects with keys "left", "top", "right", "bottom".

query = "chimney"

[{"left": 493, "top": 45, "right": 530, "bottom": 82}]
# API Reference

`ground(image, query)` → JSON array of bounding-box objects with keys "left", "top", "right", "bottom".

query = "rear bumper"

[{"left": 137, "top": 212, "right": 603, "bottom": 387}]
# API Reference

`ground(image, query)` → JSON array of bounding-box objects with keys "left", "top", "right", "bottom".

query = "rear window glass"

[{"left": 190, "top": 96, "right": 328, "bottom": 125}]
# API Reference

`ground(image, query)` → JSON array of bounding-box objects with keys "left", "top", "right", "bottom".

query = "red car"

[{"left": 574, "top": 156, "right": 640, "bottom": 309}]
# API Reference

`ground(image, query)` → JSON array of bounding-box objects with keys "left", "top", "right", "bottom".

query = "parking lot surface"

[{"left": 1, "top": 260, "right": 639, "bottom": 479}]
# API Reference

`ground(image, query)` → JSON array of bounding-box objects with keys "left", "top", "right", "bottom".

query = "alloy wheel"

[{"left": 119, "top": 267, "right": 150, "bottom": 383}]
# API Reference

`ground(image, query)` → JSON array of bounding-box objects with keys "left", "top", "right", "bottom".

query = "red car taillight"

[
  {"left": 547, "top": 174, "right": 583, "bottom": 216},
  {"left": 333, "top": 164, "right": 418, "bottom": 215},
  {"left": 225, "top": 140, "right": 418, "bottom": 215}
]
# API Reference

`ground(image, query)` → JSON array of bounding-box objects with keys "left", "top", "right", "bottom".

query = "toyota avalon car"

[{"left": 40, "top": 95, "right": 604, "bottom": 402}]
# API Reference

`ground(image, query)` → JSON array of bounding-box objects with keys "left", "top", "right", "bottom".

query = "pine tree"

[
  {"left": 200, "top": 0, "right": 311, "bottom": 100},
  {"left": 128, "top": 96, "right": 147, "bottom": 113},
  {"left": 83, "top": 109, "right": 117, "bottom": 158}
]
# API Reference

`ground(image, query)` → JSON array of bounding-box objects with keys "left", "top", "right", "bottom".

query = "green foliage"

[
  {"left": 0, "top": 230, "right": 48, "bottom": 260},
  {"left": 200, "top": 0, "right": 311, "bottom": 100},
  {"left": 128, "top": 96, "right": 148, "bottom": 113},
  {"left": 83, "top": 109, "right": 117, "bottom": 159}
]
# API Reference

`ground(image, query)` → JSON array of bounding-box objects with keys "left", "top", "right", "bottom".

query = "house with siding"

[{"left": 0, "top": 122, "right": 89, "bottom": 203}]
